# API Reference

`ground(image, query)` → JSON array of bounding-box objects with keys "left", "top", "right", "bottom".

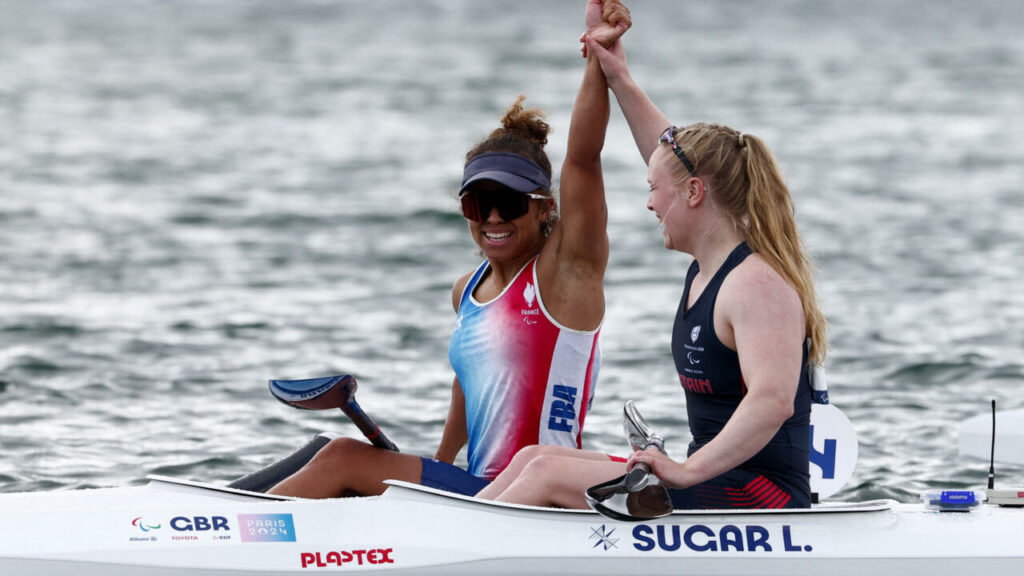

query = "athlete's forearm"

[
  {"left": 665, "top": 390, "right": 792, "bottom": 488},
  {"left": 563, "top": 52, "right": 610, "bottom": 192},
  {"left": 607, "top": 71, "right": 669, "bottom": 166}
]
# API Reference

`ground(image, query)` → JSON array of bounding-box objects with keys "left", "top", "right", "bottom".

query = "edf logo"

[{"left": 170, "top": 516, "right": 230, "bottom": 531}]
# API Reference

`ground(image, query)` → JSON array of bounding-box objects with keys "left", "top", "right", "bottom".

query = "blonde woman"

[{"left": 477, "top": 1, "right": 827, "bottom": 509}]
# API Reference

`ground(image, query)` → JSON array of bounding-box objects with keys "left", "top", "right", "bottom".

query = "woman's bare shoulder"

[
  {"left": 451, "top": 269, "right": 477, "bottom": 313},
  {"left": 723, "top": 254, "right": 802, "bottom": 316}
]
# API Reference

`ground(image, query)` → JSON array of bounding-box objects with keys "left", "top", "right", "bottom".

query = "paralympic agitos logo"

[{"left": 131, "top": 517, "right": 161, "bottom": 532}]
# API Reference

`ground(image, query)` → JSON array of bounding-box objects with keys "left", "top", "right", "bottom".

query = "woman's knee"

[
  {"left": 517, "top": 444, "right": 580, "bottom": 461},
  {"left": 509, "top": 444, "right": 550, "bottom": 465},
  {"left": 506, "top": 444, "right": 572, "bottom": 473},
  {"left": 520, "top": 453, "right": 569, "bottom": 482},
  {"left": 311, "top": 437, "right": 372, "bottom": 466}
]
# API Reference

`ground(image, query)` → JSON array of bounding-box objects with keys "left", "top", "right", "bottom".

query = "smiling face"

[
  {"left": 647, "top": 147, "right": 686, "bottom": 251},
  {"left": 464, "top": 180, "right": 551, "bottom": 263}
]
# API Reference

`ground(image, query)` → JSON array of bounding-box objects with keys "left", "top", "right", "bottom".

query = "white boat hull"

[{"left": 2, "top": 476, "right": 1022, "bottom": 575}]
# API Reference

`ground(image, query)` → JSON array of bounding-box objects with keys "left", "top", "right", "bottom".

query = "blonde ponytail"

[
  {"left": 741, "top": 135, "right": 827, "bottom": 364},
  {"left": 668, "top": 124, "right": 828, "bottom": 364}
]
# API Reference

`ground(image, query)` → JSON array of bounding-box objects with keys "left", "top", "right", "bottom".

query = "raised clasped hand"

[{"left": 581, "top": 0, "right": 631, "bottom": 57}]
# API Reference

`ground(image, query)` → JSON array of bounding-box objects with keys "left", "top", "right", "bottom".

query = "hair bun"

[{"left": 498, "top": 94, "right": 550, "bottom": 148}]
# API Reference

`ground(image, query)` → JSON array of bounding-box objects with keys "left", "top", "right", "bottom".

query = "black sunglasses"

[{"left": 460, "top": 189, "right": 548, "bottom": 223}]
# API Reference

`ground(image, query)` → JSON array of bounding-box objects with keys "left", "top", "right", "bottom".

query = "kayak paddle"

[
  {"left": 269, "top": 374, "right": 399, "bottom": 452},
  {"left": 585, "top": 401, "right": 672, "bottom": 521}
]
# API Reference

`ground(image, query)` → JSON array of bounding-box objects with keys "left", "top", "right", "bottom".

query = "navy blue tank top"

[{"left": 672, "top": 243, "right": 810, "bottom": 500}]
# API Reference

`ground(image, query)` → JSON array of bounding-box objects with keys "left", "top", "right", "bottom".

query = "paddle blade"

[
  {"left": 624, "top": 400, "right": 658, "bottom": 452},
  {"left": 586, "top": 490, "right": 640, "bottom": 522},
  {"left": 624, "top": 485, "right": 673, "bottom": 519},
  {"left": 269, "top": 375, "right": 357, "bottom": 410},
  {"left": 587, "top": 401, "right": 673, "bottom": 521},
  {"left": 269, "top": 374, "right": 399, "bottom": 452},
  {"left": 585, "top": 473, "right": 673, "bottom": 522},
  {"left": 586, "top": 473, "right": 630, "bottom": 501}
]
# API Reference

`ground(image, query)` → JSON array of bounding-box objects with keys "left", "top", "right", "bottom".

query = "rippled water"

[{"left": 2, "top": 0, "right": 1023, "bottom": 502}]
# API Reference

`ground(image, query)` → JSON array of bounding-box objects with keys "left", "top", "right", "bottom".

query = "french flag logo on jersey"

[
  {"left": 521, "top": 282, "right": 539, "bottom": 325},
  {"left": 524, "top": 283, "right": 537, "bottom": 307}
]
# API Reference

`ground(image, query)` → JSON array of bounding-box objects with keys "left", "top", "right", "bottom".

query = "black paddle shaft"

[{"left": 341, "top": 398, "right": 398, "bottom": 452}]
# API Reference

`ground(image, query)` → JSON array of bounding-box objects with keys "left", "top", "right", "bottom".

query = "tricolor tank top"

[{"left": 448, "top": 256, "right": 601, "bottom": 479}]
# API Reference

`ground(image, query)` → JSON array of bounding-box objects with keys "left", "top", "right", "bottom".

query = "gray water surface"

[{"left": 2, "top": 0, "right": 1023, "bottom": 501}]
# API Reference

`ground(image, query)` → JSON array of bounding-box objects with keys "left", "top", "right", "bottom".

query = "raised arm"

[
  {"left": 588, "top": 34, "right": 669, "bottom": 165},
  {"left": 554, "top": 0, "right": 631, "bottom": 262},
  {"left": 555, "top": 8, "right": 621, "bottom": 257},
  {"left": 539, "top": 2, "right": 630, "bottom": 330},
  {"left": 554, "top": 49, "right": 611, "bottom": 262}
]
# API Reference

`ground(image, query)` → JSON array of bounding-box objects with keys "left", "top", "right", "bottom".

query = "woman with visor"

[
  {"left": 476, "top": 1, "right": 827, "bottom": 510},
  {"left": 268, "top": 0, "right": 632, "bottom": 499}
]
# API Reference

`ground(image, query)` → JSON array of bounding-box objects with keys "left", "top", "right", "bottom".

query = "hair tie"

[{"left": 737, "top": 133, "right": 747, "bottom": 149}]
